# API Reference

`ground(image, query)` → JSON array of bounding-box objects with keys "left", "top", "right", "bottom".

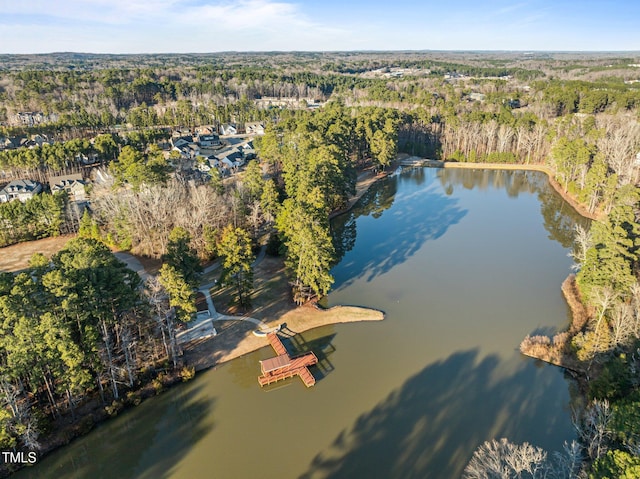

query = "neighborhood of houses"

[
  {"left": 170, "top": 123, "right": 260, "bottom": 178},
  {"left": 0, "top": 120, "right": 266, "bottom": 206}
]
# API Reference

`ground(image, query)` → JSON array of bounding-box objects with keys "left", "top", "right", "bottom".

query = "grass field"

[{"left": 0, "top": 235, "right": 74, "bottom": 272}]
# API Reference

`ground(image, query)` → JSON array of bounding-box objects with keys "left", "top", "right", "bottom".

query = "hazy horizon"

[{"left": 2, "top": 0, "right": 639, "bottom": 54}]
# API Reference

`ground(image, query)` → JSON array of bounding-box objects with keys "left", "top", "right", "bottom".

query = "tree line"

[{"left": 0, "top": 239, "right": 182, "bottom": 453}]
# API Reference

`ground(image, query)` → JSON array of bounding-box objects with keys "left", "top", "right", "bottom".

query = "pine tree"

[
  {"left": 276, "top": 200, "right": 335, "bottom": 303},
  {"left": 163, "top": 227, "right": 202, "bottom": 287},
  {"left": 158, "top": 264, "right": 197, "bottom": 322},
  {"left": 217, "top": 225, "right": 254, "bottom": 307}
]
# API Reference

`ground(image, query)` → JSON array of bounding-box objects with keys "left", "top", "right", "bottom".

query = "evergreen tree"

[
  {"left": 276, "top": 199, "right": 335, "bottom": 303},
  {"left": 217, "top": 225, "right": 254, "bottom": 307},
  {"left": 578, "top": 200, "right": 640, "bottom": 302},
  {"left": 158, "top": 264, "right": 197, "bottom": 322},
  {"left": 163, "top": 227, "right": 202, "bottom": 287}
]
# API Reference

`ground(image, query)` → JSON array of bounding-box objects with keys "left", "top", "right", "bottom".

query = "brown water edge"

[
  {"left": 328, "top": 153, "right": 409, "bottom": 220},
  {"left": 520, "top": 275, "right": 591, "bottom": 375},
  {"left": 442, "top": 161, "right": 601, "bottom": 221}
]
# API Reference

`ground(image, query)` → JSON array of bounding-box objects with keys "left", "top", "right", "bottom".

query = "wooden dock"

[{"left": 258, "top": 333, "right": 318, "bottom": 387}]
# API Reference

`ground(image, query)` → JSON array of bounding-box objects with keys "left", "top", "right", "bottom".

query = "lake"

[{"left": 17, "top": 167, "right": 586, "bottom": 479}]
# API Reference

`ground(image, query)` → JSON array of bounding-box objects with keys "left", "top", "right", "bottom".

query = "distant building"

[
  {"left": 0, "top": 180, "right": 43, "bottom": 203},
  {"left": 197, "top": 133, "right": 221, "bottom": 147},
  {"left": 10, "top": 111, "right": 57, "bottom": 127},
  {"left": 220, "top": 123, "right": 238, "bottom": 136},
  {"left": 172, "top": 129, "right": 193, "bottom": 142},
  {"left": 0, "top": 136, "right": 25, "bottom": 150},
  {"left": 220, "top": 148, "right": 244, "bottom": 169},
  {"left": 245, "top": 121, "right": 265, "bottom": 136},
  {"left": 240, "top": 141, "right": 257, "bottom": 160},
  {"left": 23, "top": 134, "right": 53, "bottom": 149}
]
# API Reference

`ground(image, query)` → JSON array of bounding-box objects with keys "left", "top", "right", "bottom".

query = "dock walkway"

[{"left": 258, "top": 333, "right": 318, "bottom": 387}]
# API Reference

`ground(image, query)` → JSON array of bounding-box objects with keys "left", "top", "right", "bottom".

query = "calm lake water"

[{"left": 18, "top": 167, "right": 587, "bottom": 479}]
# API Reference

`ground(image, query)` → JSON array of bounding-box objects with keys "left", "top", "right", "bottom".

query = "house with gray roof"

[
  {"left": 0, "top": 180, "right": 43, "bottom": 203},
  {"left": 49, "top": 174, "right": 87, "bottom": 202}
]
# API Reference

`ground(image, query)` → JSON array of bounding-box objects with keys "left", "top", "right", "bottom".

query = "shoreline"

[
  {"left": 441, "top": 161, "right": 600, "bottom": 381},
  {"left": 442, "top": 161, "right": 601, "bottom": 221},
  {"left": 184, "top": 304, "right": 385, "bottom": 372},
  {"left": 184, "top": 157, "right": 398, "bottom": 372},
  {"left": 191, "top": 156, "right": 599, "bottom": 377},
  {"left": 3, "top": 154, "right": 597, "bottom": 471},
  {"left": 328, "top": 156, "right": 406, "bottom": 220}
]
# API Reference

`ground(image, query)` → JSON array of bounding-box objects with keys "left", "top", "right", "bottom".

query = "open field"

[{"left": 0, "top": 235, "right": 74, "bottom": 272}]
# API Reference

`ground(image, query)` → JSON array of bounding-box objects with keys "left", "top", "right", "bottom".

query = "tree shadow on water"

[
  {"left": 299, "top": 349, "right": 574, "bottom": 479},
  {"left": 16, "top": 385, "right": 214, "bottom": 479},
  {"left": 331, "top": 171, "right": 467, "bottom": 291},
  {"left": 279, "top": 328, "right": 338, "bottom": 382}
]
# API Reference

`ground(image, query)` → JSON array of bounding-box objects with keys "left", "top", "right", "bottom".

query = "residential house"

[
  {"left": 220, "top": 123, "right": 238, "bottom": 136},
  {"left": 0, "top": 179, "right": 43, "bottom": 203},
  {"left": 171, "top": 138, "right": 191, "bottom": 149},
  {"left": 195, "top": 125, "right": 216, "bottom": 135},
  {"left": 12, "top": 112, "right": 56, "bottom": 127},
  {"left": 220, "top": 157, "right": 236, "bottom": 171},
  {"left": 172, "top": 129, "right": 193, "bottom": 142},
  {"left": 173, "top": 142, "right": 200, "bottom": 160},
  {"left": 195, "top": 155, "right": 221, "bottom": 173},
  {"left": 240, "top": 141, "right": 257, "bottom": 160},
  {"left": 0, "top": 136, "right": 25, "bottom": 150},
  {"left": 197, "top": 133, "right": 221, "bottom": 148},
  {"left": 75, "top": 152, "right": 100, "bottom": 165},
  {"left": 49, "top": 174, "right": 87, "bottom": 202},
  {"left": 244, "top": 121, "right": 265, "bottom": 136},
  {"left": 22, "top": 134, "right": 53, "bottom": 149},
  {"left": 221, "top": 148, "right": 244, "bottom": 166}
]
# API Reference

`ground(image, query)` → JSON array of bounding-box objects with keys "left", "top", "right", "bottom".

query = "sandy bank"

[{"left": 184, "top": 304, "right": 384, "bottom": 372}]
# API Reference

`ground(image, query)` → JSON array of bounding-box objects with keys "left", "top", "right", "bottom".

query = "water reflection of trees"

[
  {"left": 332, "top": 176, "right": 398, "bottom": 265},
  {"left": 300, "top": 350, "right": 574, "bottom": 479},
  {"left": 331, "top": 169, "right": 467, "bottom": 290},
  {"left": 437, "top": 168, "right": 591, "bottom": 249},
  {"left": 17, "top": 385, "right": 213, "bottom": 479}
]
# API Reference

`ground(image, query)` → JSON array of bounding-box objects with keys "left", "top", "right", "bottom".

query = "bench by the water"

[{"left": 258, "top": 332, "right": 318, "bottom": 387}]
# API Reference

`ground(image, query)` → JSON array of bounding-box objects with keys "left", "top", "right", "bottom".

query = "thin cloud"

[{"left": 493, "top": 2, "right": 529, "bottom": 16}]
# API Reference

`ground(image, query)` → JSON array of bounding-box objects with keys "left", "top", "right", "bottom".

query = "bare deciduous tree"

[
  {"left": 568, "top": 224, "right": 592, "bottom": 271},
  {"left": 575, "top": 399, "right": 612, "bottom": 461},
  {"left": 464, "top": 438, "right": 549, "bottom": 479}
]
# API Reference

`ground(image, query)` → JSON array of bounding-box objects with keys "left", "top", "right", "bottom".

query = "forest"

[{"left": 0, "top": 51, "right": 640, "bottom": 477}]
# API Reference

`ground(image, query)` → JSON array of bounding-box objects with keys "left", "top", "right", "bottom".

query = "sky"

[{"left": 0, "top": 0, "right": 638, "bottom": 54}]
